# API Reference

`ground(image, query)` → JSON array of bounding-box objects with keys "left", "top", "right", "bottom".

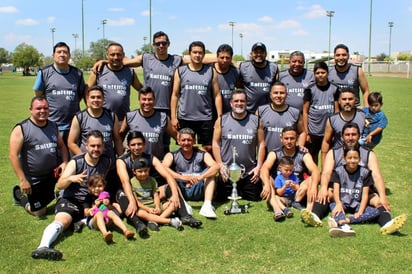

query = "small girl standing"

[
  {"left": 87, "top": 174, "right": 135, "bottom": 243},
  {"left": 328, "top": 146, "right": 380, "bottom": 237}
]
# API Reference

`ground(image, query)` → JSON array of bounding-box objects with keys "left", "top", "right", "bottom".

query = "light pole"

[
  {"left": 149, "top": 0, "right": 152, "bottom": 53},
  {"left": 326, "top": 10, "right": 334, "bottom": 65},
  {"left": 229, "top": 21, "right": 235, "bottom": 49},
  {"left": 143, "top": 36, "right": 148, "bottom": 52},
  {"left": 50, "top": 28, "right": 56, "bottom": 47},
  {"left": 101, "top": 19, "right": 107, "bottom": 40},
  {"left": 388, "top": 21, "right": 394, "bottom": 72},
  {"left": 239, "top": 33, "right": 244, "bottom": 58},
  {"left": 72, "top": 33, "right": 79, "bottom": 51},
  {"left": 81, "top": 0, "right": 85, "bottom": 57},
  {"left": 367, "top": 0, "right": 373, "bottom": 75}
]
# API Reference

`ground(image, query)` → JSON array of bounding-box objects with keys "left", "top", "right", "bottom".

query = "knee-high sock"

[
  {"left": 38, "top": 221, "right": 63, "bottom": 248},
  {"left": 377, "top": 206, "right": 391, "bottom": 227}
]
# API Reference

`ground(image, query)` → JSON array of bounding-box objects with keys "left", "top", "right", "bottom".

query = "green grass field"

[{"left": 0, "top": 72, "right": 411, "bottom": 273}]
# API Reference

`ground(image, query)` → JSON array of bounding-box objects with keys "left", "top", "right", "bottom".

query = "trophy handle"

[{"left": 240, "top": 164, "right": 246, "bottom": 178}]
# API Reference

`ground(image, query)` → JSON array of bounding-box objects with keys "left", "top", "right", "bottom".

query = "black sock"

[
  {"left": 20, "top": 196, "right": 29, "bottom": 207},
  {"left": 377, "top": 206, "right": 391, "bottom": 227},
  {"left": 312, "top": 202, "right": 329, "bottom": 219}
]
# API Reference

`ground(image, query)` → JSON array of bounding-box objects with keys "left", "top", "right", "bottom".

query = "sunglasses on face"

[{"left": 154, "top": 41, "right": 168, "bottom": 47}]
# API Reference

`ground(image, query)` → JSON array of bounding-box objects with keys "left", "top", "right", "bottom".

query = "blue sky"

[{"left": 0, "top": 0, "right": 411, "bottom": 58}]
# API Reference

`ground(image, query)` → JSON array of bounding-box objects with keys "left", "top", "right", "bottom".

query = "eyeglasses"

[{"left": 154, "top": 41, "right": 168, "bottom": 47}]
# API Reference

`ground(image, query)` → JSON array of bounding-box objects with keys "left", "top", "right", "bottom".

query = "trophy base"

[
  {"left": 228, "top": 196, "right": 242, "bottom": 200},
  {"left": 224, "top": 204, "right": 249, "bottom": 215}
]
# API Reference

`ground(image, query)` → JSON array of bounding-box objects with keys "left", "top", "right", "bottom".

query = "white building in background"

[{"left": 266, "top": 50, "right": 332, "bottom": 63}]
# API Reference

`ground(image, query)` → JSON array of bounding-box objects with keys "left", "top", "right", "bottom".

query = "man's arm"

[
  {"left": 112, "top": 114, "right": 125, "bottom": 156},
  {"left": 170, "top": 69, "right": 181, "bottom": 130},
  {"left": 131, "top": 70, "right": 143, "bottom": 91},
  {"left": 56, "top": 160, "right": 87, "bottom": 190},
  {"left": 302, "top": 153, "right": 320, "bottom": 204},
  {"left": 116, "top": 158, "right": 138, "bottom": 217},
  {"left": 320, "top": 118, "right": 333, "bottom": 169},
  {"left": 302, "top": 100, "right": 310, "bottom": 141},
  {"left": 9, "top": 125, "right": 32, "bottom": 194},
  {"left": 152, "top": 156, "right": 180, "bottom": 209},
  {"left": 250, "top": 119, "right": 266, "bottom": 184},
  {"left": 358, "top": 67, "right": 370, "bottom": 107},
  {"left": 211, "top": 71, "right": 223, "bottom": 117},
  {"left": 367, "top": 151, "right": 390, "bottom": 211},
  {"left": 212, "top": 117, "right": 227, "bottom": 181},
  {"left": 260, "top": 151, "right": 277, "bottom": 200},
  {"left": 86, "top": 70, "right": 97, "bottom": 88},
  {"left": 33, "top": 70, "right": 45, "bottom": 96},
  {"left": 318, "top": 149, "right": 335, "bottom": 204},
  {"left": 296, "top": 113, "right": 307, "bottom": 149},
  {"left": 67, "top": 116, "right": 83, "bottom": 156},
  {"left": 165, "top": 117, "right": 178, "bottom": 141},
  {"left": 56, "top": 130, "right": 69, "bottom": 171}
]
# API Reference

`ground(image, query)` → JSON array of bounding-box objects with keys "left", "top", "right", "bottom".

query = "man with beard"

[
  {"left": 238, "top": 42, "right": 279, "bottom": 112},
  {"left": 328, "top": 44, "right": 370, "bottom": 106},
  {"left": 88, "top": 42, "right": 142, "bottom": 123},
  {"left": 212, "top": 88, "right": 266, "bottom": 201},
  {"left": 320, "top": 89, "right": 365, "bottom": 167},
  {"left": 31, "top": 130, "right": 111, "bottom": 260},
  {"left": 301, "top": 123, "right": 407, "bottom": 235},
  {"left": 279, "top": 51, "right": 315, "bottom": 111},
  {"left": 213, "top": 44, "right": 240, "bottom": 113},
  {"left": 257, "top": 81, "right": 305, "bottom": 153}
]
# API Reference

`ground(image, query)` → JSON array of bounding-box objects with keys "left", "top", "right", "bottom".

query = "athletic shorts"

[
  {"left": 55, "top": 198, "right": 87, "bottom": 223},
  {"left": 178, "top": 119, "right": 213, "bottom": 145},
  {"left": 27, "top": 174, "right": 57, "bottom": 211}
]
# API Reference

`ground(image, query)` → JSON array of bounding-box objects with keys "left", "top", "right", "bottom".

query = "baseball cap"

[
  {"left": 133, "top": 157, "right": 150, "bottom": 169},
  {"left": 251, "top": 42, "right": 266, "bottom": 52}
]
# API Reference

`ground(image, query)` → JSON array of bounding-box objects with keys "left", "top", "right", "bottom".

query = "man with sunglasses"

[{"left": 93, "top": 31, "right": 182, "bottom": 154}]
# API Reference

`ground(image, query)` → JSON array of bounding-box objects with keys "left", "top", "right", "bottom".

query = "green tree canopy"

[
  {"left": 12, "top": 43, "right": 41, "bottom": 68},
  {"left": 88, "top": 39, "right": 116, "bottom": 61},
  {"left": 0, "top": 48, "right": 11, "bottom": 64}
]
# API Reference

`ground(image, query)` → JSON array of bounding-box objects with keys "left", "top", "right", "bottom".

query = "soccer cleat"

[
  {"left": 380, "top": 214, "right": 407, "bottom": 235},
  {"left": 169, "top": 217, "right": 184, "bottom": 231},
  {"left": 327, "top": 217, "right": 338, "bottom": 229},
  {"left": 136, "top": 222, "right": 149, "bottom": 238},
  {"left": 31, "top": 247, "right": 63, "bottom": 261},
  {"left": 147, "top": 221, "right": 160, "bottom": 232},
  {"left": 329, "top": 224, "right": 356, "bottom": 237},
  {"left": 181, "top": 215, "right": 202, "bottom": 228},
  {"left": 13, "top": 185, "right": 24, "bottom": 206},
  {"left": 300, "top": 209, "right": 323, "bottom": 227},
  {"left": 73, "top": 220, "right": 85, "bottom": 233},
  {"left": 199, "top": 203, "right": 217, "bottom": 218}
]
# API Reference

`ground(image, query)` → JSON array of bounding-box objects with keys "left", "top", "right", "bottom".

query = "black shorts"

[
  {"left": 55, "top": 198, "right": 85, "bottom": 222},
  {"left": 178, "top": 119, "right": 213, "bottom": 146},
  {"left": 27, "top": 174, "right": 57, "bottom": 211}
]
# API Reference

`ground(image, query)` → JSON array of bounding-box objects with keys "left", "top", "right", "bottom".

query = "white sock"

[
  {"left": 38, "top": 221, "right": 63, "bottom": 248},
  {"left": 203, "top": 200, "right": 212, "bottom": 207}
]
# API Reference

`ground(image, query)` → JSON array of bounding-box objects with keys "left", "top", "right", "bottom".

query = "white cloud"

[
  {"left": 0, "top": 6, "right": 18, "bottom": 13},
  {"left": 108, "top": 7, "right": 125, "bottom": 12},
  {"left": 108, "top": 18, "right": 135, "bottom": 26},
  {"left": 408, "top": 6, "right": 412, "bottom": 12},
  {"left": 4, "top": 32, "right": 32, "bottom": 47},
  {"left": 168, "top": 15, "right": 177, "bottom": 20},
  {"left": 277, "top": 20, "right": 300, "bottom": 29},
  {"left": 16, "top": 18, "right": 39, "bottom": 26},
  {"left": 185, "top": 26, "right": 213, "bottom": 33},
  {"left": 141, "top": 9, "right": 150, "bottom": 16},
  {"left": 303, "top": 4, "right": 326, "bottom": 19},
  {"left": 292, "top": 29, "right": 308, "bottom": 36},
  {"left": 258, "top": 16, "right": 273, "bottom": 23},
  {"left": 47, "top": 16, "right": 56, "bottom": 24}
]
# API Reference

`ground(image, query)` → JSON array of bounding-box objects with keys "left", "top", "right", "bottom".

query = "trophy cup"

[{"left": 224, "top": 146, "right": 246, "bottom": 215}]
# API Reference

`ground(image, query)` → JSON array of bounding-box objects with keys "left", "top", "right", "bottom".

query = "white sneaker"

[
  {"left": 380, "top": 214, "right": 407, "bottom": 235},
  {"left": 199, "top": 203, "right": 217, "bottom": 218},
  {"left": 329, "top": 224, "right": 356, "bottom": 237},
  {"left": 300, "top": 209, "right": 322, "bottom": 227},
  {"left": 327, "top": 217, "right": 338, "bottom": 228}
]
